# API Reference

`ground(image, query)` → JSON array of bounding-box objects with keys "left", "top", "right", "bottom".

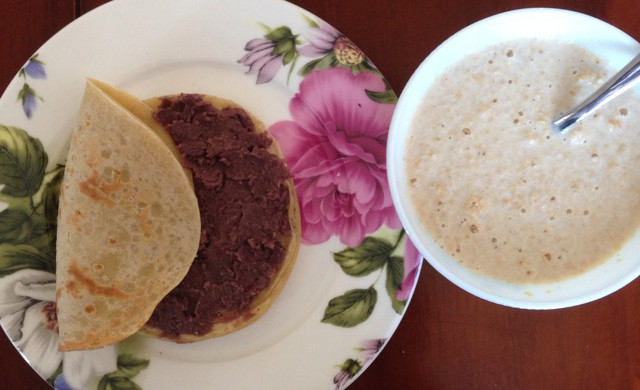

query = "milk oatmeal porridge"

[{"left": 405, "top": 38, "right": 640, "bottom": 284}]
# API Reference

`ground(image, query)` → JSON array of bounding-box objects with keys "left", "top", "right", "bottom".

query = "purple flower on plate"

[
  {"left": 239, "top": 25, "right": 300, "bottom": 84},
  {"left": 270, "top": 67, "right": 400, "bottom": 247},
  {"left": 332, "top": 339, "right": 387, "bottom": 389},
  {"left": 53, "top": 374, "right": 75, "bottom": 390},
  {"left": 298, "top": 19, "right": 341, "bottom": 58},
  {"left": 396, "top": 238, "right": 422, "bottom": 301},
  {"left": 297, "top": 18, "right": 371, "bottom": 77},
  {"left": 332, "top": 358, "right": 361, "bottom": 390},
  {"left": 18, "top": 84, "right": 39, "bottom": 119},
  {"left": 359, "top": 338, "right": 386, "bottom": 363},
  {"left": 17, "top": 54, "right": 46, "bottom": 119},
  {"left": 239, "top": 38, "right": 282, "bottom": 84},
  {"left": 300, "top": 19, "right": 364, "bottom": 64},
  {"left": 22, "top": 54, "right": 47, "bottom": 79}
]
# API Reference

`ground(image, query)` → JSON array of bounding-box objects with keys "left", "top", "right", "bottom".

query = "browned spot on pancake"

[
  {"left": 64, "top": 280, "right": 81, "bottom": 299},
  {"left": 134, "top": 208, "right": 154, "bottom": 235},
  {"left": 85, "top": 304, "right": 96, "bottom": 314},
  {"left": 67, "top": 209, "right": 84, "bottom": 233},
  {"left": 86, "top": 150, "right": 100, "bottom": 169},
  {"left": 78, "top": 169, "right": 124, "bottom": 207},
  {"left": 67, "top": 261, "right": 127, "bottom": 299}
]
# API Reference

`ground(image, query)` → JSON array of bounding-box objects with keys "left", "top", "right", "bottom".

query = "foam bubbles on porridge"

[{"left": 405, "top": 39, "right": 640, "bottom": 284}]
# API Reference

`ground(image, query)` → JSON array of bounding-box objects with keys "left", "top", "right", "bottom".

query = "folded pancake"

[
  {"left": 56, "top": 80, "right": 201, "bottom": 351},
  {"left": 141, "top": 94, "right": 301, "bottom": 343},
  {"left": 82, "top": 80, "right": 193, "bottom": 188}
]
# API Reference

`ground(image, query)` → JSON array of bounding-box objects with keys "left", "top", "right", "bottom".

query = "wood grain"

[
  {"left": 0, "top": 0, "right": 75, "bottom": 94},
  {"left": 1, "top": 0, "right": 640, "bottom": 389}
]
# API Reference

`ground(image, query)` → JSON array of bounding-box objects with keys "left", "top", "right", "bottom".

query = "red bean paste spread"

[{"left": 146, "top": 94, "right": 292, "bottom": 338}]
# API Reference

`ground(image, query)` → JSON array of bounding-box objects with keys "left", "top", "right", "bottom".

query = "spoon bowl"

[{"left": 553, "top": 52, "right": 640, "bottom": 132}]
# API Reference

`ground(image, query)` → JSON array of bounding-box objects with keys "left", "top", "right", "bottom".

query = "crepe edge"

[{"left": 56, "top": 80, "right": 201, "bottom": 351}]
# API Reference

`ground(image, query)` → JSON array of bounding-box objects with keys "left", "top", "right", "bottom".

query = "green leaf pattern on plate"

[
  {"left": 0, "top": 125, "right": 60, "bottom": 276},
  {"left": 333, "top": 237, "right": 392, "bottom": 277},
  {"left": 385, "top": 255, "right": 407, "bottom": 314},
  {"left": 97, "top": 354, "right": 150, "bottom": 390},
  {"left": 322, "top": 287, "right": 378, "bottom": 327},
  {"left": 0, "top": 124, "right": 48, "bottom": 198},
  {"left": 323, "top": 229, "right": 409, "bottom": 328}
]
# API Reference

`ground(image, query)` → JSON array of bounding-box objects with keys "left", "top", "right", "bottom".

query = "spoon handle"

[{"left": 553, "top": 52, "right": 640, "bottom": 133}]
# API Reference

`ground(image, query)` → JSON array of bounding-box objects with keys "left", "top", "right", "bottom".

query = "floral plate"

[{"left": 0, "top": 0, "right": 421, "bottom": 389}]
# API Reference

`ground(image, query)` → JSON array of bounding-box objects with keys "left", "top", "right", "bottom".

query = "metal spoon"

[{"left": 553, "top": 52, "right": 640, "bottom": 133}]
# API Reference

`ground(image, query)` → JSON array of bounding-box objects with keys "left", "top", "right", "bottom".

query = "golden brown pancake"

[
  {"left": 56, "top": 79, "right": 300, "bottom": 348},
  {"left": 55, "top": 80, "right": 201, "bottom": 351}
]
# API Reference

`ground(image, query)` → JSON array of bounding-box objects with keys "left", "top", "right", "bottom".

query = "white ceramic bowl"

[{"left": 388, "top": 8, "right": 640, "bottom": 309}]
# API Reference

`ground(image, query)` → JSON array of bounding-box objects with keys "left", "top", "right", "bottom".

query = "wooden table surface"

[{"left": 2, "top": 0, "right": 640, "bottom": 389}]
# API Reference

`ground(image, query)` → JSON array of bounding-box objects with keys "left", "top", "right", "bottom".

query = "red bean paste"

[{"left": 146, "top": 94, "right": 292, "bottom": 338}]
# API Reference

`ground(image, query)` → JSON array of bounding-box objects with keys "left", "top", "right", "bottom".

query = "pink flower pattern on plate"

[
  {"left": 397, "top": 238, "right": 422, "bottom": 301},
  {"left": 270, "top": 67, "right": 400, "bottom": 247}
]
